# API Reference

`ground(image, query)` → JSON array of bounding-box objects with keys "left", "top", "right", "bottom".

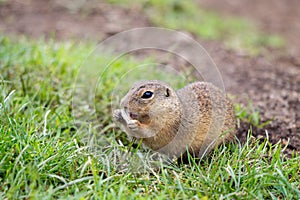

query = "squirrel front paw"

[
  {"left": 113, "top": 109, "right": 127, "bottom": 126},
  {"left": 127, "top": 120, "right": 140, "bottom": 132},
  {"left": 113, "top": 109, "right": 144, "bottom": 137},
  {"left": 113, "top": 109, "right": 122, "bottom": 121}
]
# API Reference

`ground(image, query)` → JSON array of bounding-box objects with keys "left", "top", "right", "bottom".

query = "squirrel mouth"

[
  {"left": 129, "top": 112, "right": 138, "bottom": 120},
  {"left": 126, "top": 110, "right": 150, "bottom": 124},
  {"left": 131, "top": 113, "right": 151, "bottom": 124},
  {"left": 121, "top": 109, "right": 139, "bottom": 122}
]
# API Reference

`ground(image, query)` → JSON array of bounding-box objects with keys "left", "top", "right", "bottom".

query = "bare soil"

[
  {"left": 0, "top": 0, "right": 299, "bottom": 155},
  {"left": 198, "top": 0, "right": 300, "bottom": 58},
  {"left": 198, "top": 0, "right": 300, "bottom": 154},
  {"left": 0, "top": 0, "right": 149, "bottom": 40}
]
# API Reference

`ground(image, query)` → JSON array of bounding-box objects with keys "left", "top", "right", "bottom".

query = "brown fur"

[{"left": 113, "top": 80, "right": 236, "bottom": 158}]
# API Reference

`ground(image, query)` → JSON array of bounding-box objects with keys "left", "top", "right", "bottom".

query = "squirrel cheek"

[{"left": 139, "top": 115, "right": 151, "bottom": 125}]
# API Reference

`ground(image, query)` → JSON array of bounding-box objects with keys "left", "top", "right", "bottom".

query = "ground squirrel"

[{"left": 113, "top": 80, "right": 236, "bottom": 158}]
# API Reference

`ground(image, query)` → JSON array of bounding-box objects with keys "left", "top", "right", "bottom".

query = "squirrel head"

[{"left": 120, "top": 80, "right": 182, "bottom": 125}]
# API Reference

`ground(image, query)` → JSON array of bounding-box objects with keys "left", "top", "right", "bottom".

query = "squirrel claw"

[
  {"left": 113, "top": 109, "right": 122, "bottom": 122},
  {"left": 127, "top": 120, "right": 140, "bottom": 132}
]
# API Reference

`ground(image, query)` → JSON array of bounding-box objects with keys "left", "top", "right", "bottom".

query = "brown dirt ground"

[
  {"left": 198, "top": 0, "right": 300, "bottom": 154},
  {"left": 0, "top": 0, "right": 149, "bottom": 40},
  {"left": 198, "top": 0, "right": 300, "bottom": 58},
  {"left": 0, "top": 0, "right": 299, "bottom": 155}
]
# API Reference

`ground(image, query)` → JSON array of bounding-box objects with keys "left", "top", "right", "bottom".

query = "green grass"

[
  {"left": 107, "top": 0, "right": 284, "bottom": 54},
  {"left": 0, "top": 35, "right": 299, "bottom": 199}
]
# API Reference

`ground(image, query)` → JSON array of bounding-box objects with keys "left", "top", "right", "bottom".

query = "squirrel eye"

[{"left": 141, "top": 91, "right": 153, "bottom": 99}]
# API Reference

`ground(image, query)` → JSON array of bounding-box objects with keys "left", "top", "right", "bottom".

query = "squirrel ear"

[{"left": 165, "top": 88, "right": 170, "bottom": 97}]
